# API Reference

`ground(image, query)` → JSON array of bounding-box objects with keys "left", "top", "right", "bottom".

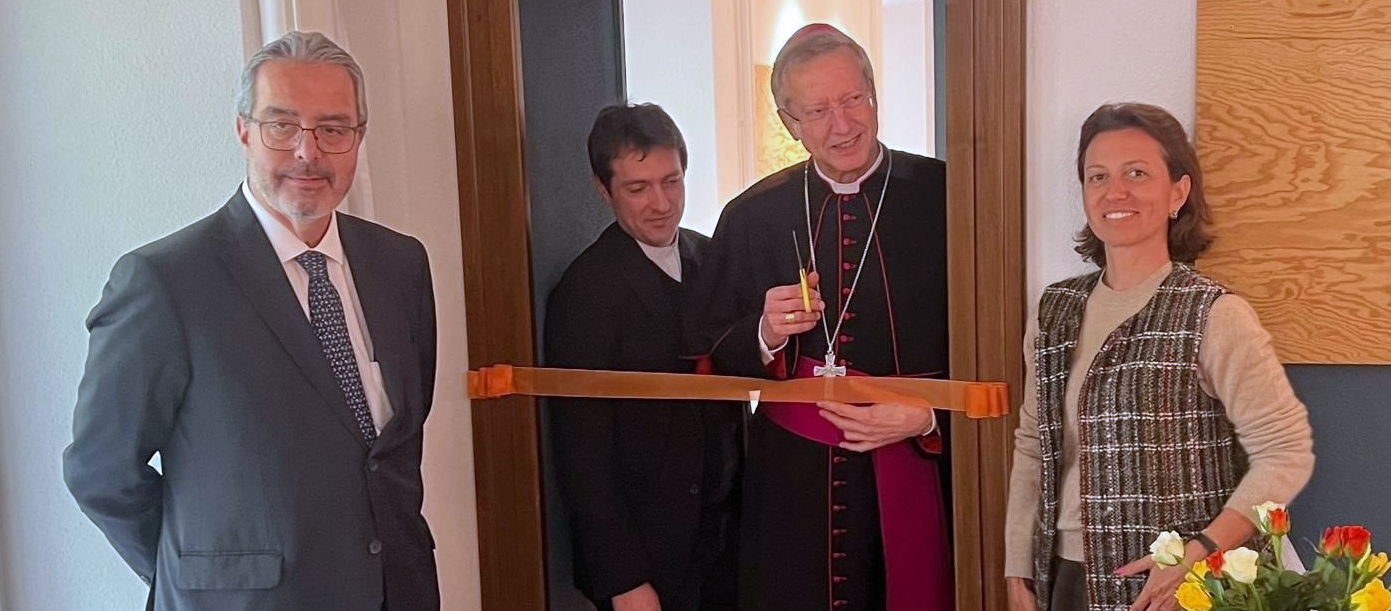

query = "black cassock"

[{"left": 685, "top": 148, "right": 952, "bottom": 611}]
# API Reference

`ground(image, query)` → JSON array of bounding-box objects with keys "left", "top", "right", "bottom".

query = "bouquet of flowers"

[{"left": 1148, "top": 503, "right": 1390, "bottom": 611}]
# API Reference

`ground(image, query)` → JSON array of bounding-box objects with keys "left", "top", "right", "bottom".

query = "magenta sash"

[{"left": 761, "top": 356, "right": 954, "bottom": 611}]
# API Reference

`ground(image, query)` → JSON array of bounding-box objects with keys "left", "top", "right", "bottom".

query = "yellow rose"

[
  {"left": 1187, "top": 560, "right": 1209, "bottom": 585},
  {"left": 1353, "top": 579, "right": 1391, "bottom": 611},
  {"left": 1364, "top": 553, "right": 1391, "bottom": 579},
  {"left": 1176, "top": 581, "right": 1213, "bottom": 611}
]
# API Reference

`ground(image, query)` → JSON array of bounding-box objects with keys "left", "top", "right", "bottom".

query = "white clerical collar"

[
  {"left": 242, "top": 181, "right": 346, "bottom": 266},
  {"left": 635, "top": 234, "right": 681, "bottom": 282},
  {"left": 813, "top": 146, "right": 886, "bottom": 194}
]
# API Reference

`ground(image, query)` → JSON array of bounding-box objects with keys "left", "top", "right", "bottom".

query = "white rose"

[
  {"left": 1149, "top": 531, "right": 1186, "bottom": 567},
  {"left": 1223, "top": 547, "right": 1261, "bottom": 584}
]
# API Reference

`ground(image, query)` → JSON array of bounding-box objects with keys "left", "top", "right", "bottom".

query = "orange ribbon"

[{"left": 467, "top": 365, "right": 1009, "bottom": 419}]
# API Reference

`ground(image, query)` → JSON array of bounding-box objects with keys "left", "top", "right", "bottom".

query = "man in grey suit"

[{"left": 63, "top": 31, "right": 438, "bottom": 611}]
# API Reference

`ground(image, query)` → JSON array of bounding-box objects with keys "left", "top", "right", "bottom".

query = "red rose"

[
  {"left": 1345, "top": 526, "right": 1373, "bottom": 559},
  {"left": 1206, "top": 549, "right": 1225, "bottom": 578},
  {"left": 1323, "top": 526, "right": 1346, "bottom": 557},
  {"left": 1269, "top": 508, "right": 1290, "bottom": 537}
]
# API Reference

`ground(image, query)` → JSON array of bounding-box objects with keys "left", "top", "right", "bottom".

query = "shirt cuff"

[
  {"left": 920, "top": 408, "right": 938, "bottom": 436},
  {"left": 757, "top": 315, "right": 788, "bottom": 365}
]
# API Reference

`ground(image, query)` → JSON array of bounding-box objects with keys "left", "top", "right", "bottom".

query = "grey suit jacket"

[{"left": 63, "top": 190, "right": 439, "bottom": 611}]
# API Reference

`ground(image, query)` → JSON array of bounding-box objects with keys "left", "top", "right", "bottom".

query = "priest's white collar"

[
  {"left": 813, "top": 146, "right": 886, "bottom": 194},
  {"left": 635, "top": 233, "right": 681, "bottom": 282}
]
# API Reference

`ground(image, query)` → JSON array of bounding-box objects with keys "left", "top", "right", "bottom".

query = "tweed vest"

[{"left": 1030, "top": 264, "right": 1247, "bottom": 610}]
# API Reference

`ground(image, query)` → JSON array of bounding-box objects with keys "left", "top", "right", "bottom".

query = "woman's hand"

[
  {"left": 1006, "top": 577, "right": 1038, "bottom": 611},
  {"left": 1117, "top": 541, "right": 1205, "bottom": 611}
]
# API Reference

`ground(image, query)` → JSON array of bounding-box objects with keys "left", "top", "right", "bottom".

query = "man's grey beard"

[{"left": 248, "top": 170, "right": 335, "bottom": 222}]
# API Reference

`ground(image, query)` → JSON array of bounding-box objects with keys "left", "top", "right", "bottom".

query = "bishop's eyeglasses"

[{"left": 780, "top": 91, "right": 876, "bottom": 126}]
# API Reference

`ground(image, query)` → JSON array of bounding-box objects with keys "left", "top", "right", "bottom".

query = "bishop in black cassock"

[
  {"left": 685, "top": 145, "right": 954, "bottom": 610},
  {"left": 686, "top": 23, "right": 956, "bottom": 610}
]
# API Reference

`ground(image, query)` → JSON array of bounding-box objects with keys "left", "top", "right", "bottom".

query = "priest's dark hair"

[
  {"left": 1073, "top": 102, "right": 1214, "bottom": 267},
  {"left": 588, "top": 103, "right": 688, "bottom": 192}
]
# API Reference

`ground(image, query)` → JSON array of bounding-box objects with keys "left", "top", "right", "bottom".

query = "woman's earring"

[{"left": 1169, "top": 209, "right": 1180, "bottom": 219}]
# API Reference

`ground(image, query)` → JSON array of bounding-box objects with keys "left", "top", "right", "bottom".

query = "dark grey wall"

[
  {"left": 517, "top": 1, "right": 625, "bottom": 609},
  {"left": 1286, "top": 365, "right": 1391, "bottom": 561}
]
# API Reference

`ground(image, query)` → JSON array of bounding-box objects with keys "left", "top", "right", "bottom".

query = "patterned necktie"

[{"left": 295, "top": 250, "right": 377, "bottom": 446}]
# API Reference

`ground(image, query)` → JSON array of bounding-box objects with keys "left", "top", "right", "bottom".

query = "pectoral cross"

[{"left": 814, "top": 351, "right": 846, "bottom": 377}]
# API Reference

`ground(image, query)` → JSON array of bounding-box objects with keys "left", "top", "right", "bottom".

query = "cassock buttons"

[
  {"left": 842, "top": 261, "right": 855, "bottom": 270},
  {"left": 833, "top": 456, "right": 848, "bottom": 464},
  {"left": 832, "top": 504, "right": 847, "bottom": 512},
  {"left": 832, "top": 479, "right": 847, "bottom": 488},
  {"left": 839, "top": 334, "right": 853, "bottom": 344},
  {"left": 832, "top": 552, "right": 848, "bottom": 560},
  {"left": 689, "top": 484, "right": 701, "bottom": 496},
  {"left": 842, "top": 311, "right": 854, "bottom": 320},
  {"left": 842, "top": 213, "right": 856, "bottom": 221},
  {"left": 842, "top": 238, "right": 855, "bottom": 246},
  {"left": 368, "top": 539, "right": 382, "bottom": 555},
  {"left": 833, "top": 528, "right": 847, "bottom": 537},
  {"left": 367, "top": 460, "right": 379, "bottom": 472},
  {"left": 833, "top": 600, "right": 849, "bottom": 607},
  {"left": 832, "top": 576, "right": 847, "bottom": 584},
  {"left": 841, "top": 287, "right": 852, "bottom": 296},
  {"left": 839, "top": 195, "right": 853, "bottom": 203}
]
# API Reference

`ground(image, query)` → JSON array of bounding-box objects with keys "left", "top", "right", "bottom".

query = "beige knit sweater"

[{"left": 1004, "top": 262, "right": 1315, "bottom": 578}]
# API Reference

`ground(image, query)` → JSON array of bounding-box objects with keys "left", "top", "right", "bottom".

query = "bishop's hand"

[
  {"left": 759, "top": 271, "right": 824, "bottom": 349},
  {"left": 817, "top": 400, "right": 937, "bottom": 452}
]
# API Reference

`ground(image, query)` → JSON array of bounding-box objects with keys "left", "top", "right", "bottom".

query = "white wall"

[
  {"left": 0, "top": 1, "right": 479, "bottom": 609},
  {"left": 1026, "top": 0, "right": 1196, "bottom": 301},
  {"left": 0, "top": 1, "right": 247, "bottom": 609},
  {"left": 623, "top": 0, "right": 723, "bottom": 236},
  {"left": 879, "top": 0, "right": 932, "bottom": 157}
]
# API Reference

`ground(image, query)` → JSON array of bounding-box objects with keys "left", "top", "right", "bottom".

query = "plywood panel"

[{"left": 1197, "top": 0, "right": 1391, "bottom": 364}]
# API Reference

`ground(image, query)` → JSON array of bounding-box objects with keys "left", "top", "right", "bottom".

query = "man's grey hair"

[
  {"left": 237, "top": 31, "right": 368, "bottom": 125},
  {"left": 771, "top": 25, "right": 876, "bottom": 112}
]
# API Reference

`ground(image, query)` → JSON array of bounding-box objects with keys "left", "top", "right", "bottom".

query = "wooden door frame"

[
  {"left": 447, "top": 0, "right": 1025, "bottom": 607},
  {"left": 944, "top": 1, "right": 1027, "bottom": 610}
]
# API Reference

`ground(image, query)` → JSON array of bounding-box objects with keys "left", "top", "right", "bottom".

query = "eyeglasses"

[
  {"left": 245, "top": 117, "right": 365, "bottom": 154},
  {"left": 781, "top": 91, "right": 875, "bottom": 125}
]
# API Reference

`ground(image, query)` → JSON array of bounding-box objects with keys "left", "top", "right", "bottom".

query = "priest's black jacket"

[{"left": 546, "top": 222, "right": 742, "bottom": 611}]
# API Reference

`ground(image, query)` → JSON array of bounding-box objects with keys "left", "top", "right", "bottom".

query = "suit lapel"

[
  {"left": 339, "top": 214, "right": 413, "bottom": 449},
  {"left": 217, "top": 193, "right": 369, "bottom": 449}
]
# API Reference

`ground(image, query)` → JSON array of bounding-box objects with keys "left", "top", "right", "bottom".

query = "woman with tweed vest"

[{"left": 1003, "top": 103, "right": 1315, "bottom": 611}]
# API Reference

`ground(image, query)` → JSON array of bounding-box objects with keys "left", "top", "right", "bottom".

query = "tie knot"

[{"left": 295, "top": 250, "right": 329, "bottom": 278}]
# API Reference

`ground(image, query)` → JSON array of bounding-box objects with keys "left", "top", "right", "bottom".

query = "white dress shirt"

[{"left": 243, "top": 182, "right": 393, "bottom": 432}]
